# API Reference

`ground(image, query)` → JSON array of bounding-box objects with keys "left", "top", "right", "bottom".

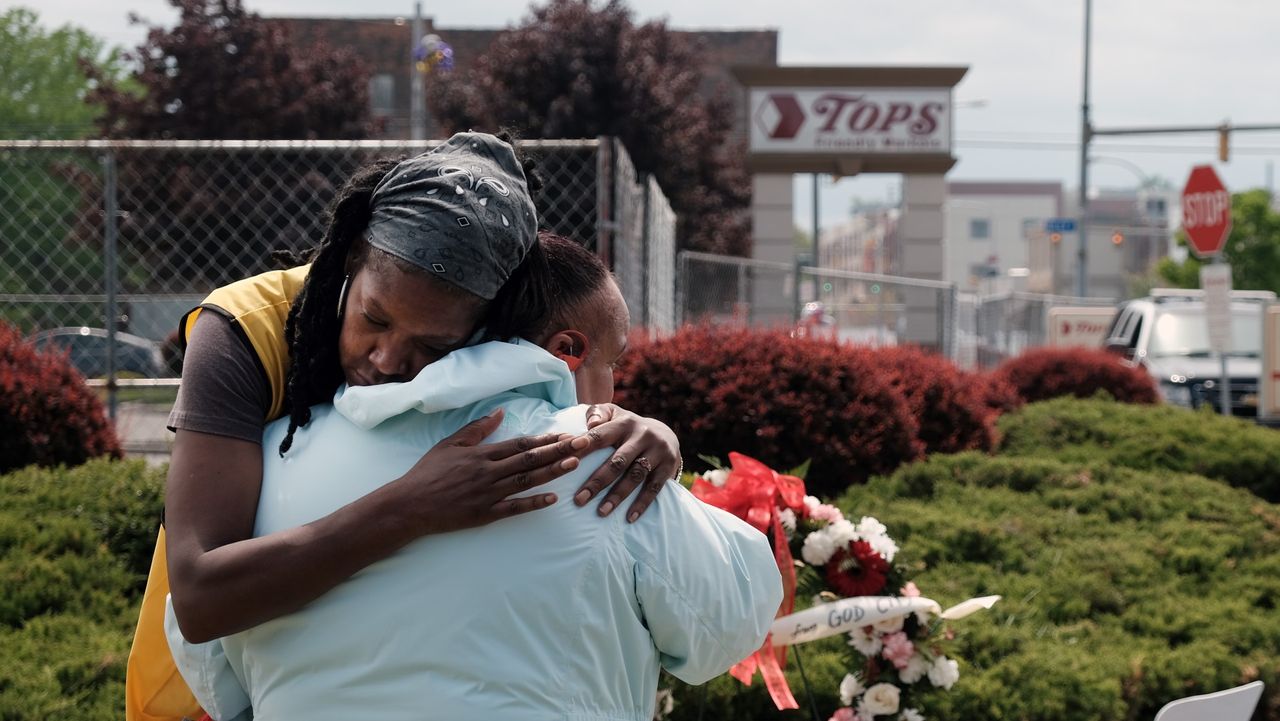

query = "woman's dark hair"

[
  {"left": 483, "top": 231, "right": 613, "bottom": 344},
  {"left": 277, "top": 131, "right": 543, "bottom": 456}
]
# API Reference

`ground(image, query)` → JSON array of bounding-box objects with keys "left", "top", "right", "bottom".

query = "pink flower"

[
  {"left": 810, "top": 503, "right": 844, "bottom": 523},
  {"left": 900, "top": 581, "right": 921, "bottom": 597},
  {"left": 881, "top": 630, "right": 915, "bottom": 669},
  {"left": 829, "top": 707, "right": 856, "bottom": 721}
]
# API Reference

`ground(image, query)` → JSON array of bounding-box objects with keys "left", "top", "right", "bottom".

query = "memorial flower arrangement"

[{"left": 692, "top": 453, "right": 996, "bottom": 721}]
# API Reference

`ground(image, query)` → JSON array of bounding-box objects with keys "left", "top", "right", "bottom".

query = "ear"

[{"left": 545, "top": 329, "right": 590, "bottom": 372}]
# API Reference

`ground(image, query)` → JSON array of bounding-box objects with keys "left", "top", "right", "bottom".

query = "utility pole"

[
  {"left": 410, "top": 2, "right": 425, "bottom": 141},
  {"left": 1076, "top": 0, "right": 1092, "bottom": 298}
]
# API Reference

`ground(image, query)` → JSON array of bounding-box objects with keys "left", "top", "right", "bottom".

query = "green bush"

[
  {"left": 668, "top": 428, "right": 1280, "bottom": 719},
  {"left": 0, "top": 459, "right": 164, "bottom": 720},
  {"left": 999, "top": 396, "right": 1280, "bottom": 502}
]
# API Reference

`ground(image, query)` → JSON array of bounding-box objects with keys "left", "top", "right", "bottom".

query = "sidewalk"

[{"left": 113, "top": 402, "right": 174, "bottom": 466}]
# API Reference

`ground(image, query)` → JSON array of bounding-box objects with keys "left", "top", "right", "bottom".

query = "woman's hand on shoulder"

[
  {"left": 398, "top": 409, "right": 592, "bottom": 535},
  {"left": 570, "top": 404, "right": 681, "bottom": 523}
]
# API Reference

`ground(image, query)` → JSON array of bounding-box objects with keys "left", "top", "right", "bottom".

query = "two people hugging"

[{"left": 132, "top": 132, "right": 782, "bottom": 721}]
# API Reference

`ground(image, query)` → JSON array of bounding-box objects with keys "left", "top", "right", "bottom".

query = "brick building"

[{"left": 272, "top": 16, "right": 778, "bottom": 140}]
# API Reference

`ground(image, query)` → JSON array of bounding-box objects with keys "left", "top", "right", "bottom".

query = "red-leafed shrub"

[
  {"left": 869, "top": 345, "right": 999, "bottom": 454},
  {"left": 0, "top": 322, "right": 121, "bottom": 473},
  {"left": 965, "top": 368, "right": 1024, "bottom": 419},
  {"left": 614, "top": 326, "right": 922, "bottom": 496},
  {"left": 994, "top": 347, "right": 1159, "bottom": 405}
]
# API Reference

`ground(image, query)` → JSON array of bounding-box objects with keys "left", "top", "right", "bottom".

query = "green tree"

[
  {"left": 0, "top": 7, "right": 127, "bottom": 139},
  {"left": 0, "top": 8, "right": 131, "bottom": 329},
  {"left": 1156, "top": 189, "right": 1280, "bottom": 292}
]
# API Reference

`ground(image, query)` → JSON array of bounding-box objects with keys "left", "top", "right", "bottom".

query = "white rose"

[
  {"left": 856, "top": 516, "right": 887, "bottom": 538},
  {"left": 839, "top": 673, "right": 866, "bottom": 706},
  {"left": 801, "top": 531, "right": 837, "bottom": 566},
  {"left": 859, "top": 683, "right": 900, "bottom": 717},
  {"left": 927, "top": 656, "right": 960, "bottom": 690},
  {"left": 899, "top": 654, "right": 931, "bottom": 684},
  {"left": 704, "top": 469, "right": 730, "bottom": 487},
  {"left": 779, "top": 508, "right": 798, "bottom": 536},
  {"left": 826, "top": 519, "right": 858, "bottom": 546},
  {"left": 873, "top": 614, "right": 904, "bottom": 634},
  {"left": 900, "top": 708, "right": 925, "bottom": 721},
  {"left": 847, "top": 628, "right": 883, "bottom": 656},
  {"left": 868, "top": 533, "right": 899, "bottom": 563}
]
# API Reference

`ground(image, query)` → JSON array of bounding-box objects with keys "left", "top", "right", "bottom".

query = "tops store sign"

[
  {"left": 732, "top": 66, "right": 968, "bottom": 176},
  {"left": 751, "top": 89, "right": 952, "bottom": 154}
]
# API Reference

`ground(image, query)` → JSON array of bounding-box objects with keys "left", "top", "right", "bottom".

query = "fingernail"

[
  {"left": 598, "top": 501, "right": 615, "bottom": 516},
  {"left": 574, "top": 490, "right": 591, "bottom": 505},
  {"left": 627, "top": 512, "right": 640, "bottom": 523},
  {"left": 571, "top": 436, "right": 590, "bottom": 450},
  {"left": 560, "top": 458, "right": 579, "bottom": 471}
]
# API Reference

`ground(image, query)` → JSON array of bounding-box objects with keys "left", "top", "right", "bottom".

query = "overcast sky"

[{"left": 23, "top": 0, "right": 1280, "bottom": 227}]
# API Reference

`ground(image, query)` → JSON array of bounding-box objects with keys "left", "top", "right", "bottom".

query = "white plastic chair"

[{"left": 1153, "top": 680, "right": 1264, "bottom": 721}]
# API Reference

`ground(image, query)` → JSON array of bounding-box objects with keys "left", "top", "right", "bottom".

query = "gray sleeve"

[{"left": 167, "top": 310, "right": 273, "bottom": 444}]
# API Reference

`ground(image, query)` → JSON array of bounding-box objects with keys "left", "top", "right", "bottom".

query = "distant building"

[
  {"left": 940, "top": 181, "right": 1174, "bottom": 299},
  {"left": 1060, "top": 187, "right": 1177, "bottom": 299},
  {"left": 271, "top": 17, "right": 777, "bottom": 140},
  {"left": 943, "top": 181, "right": 1063, "bottom": 294}
]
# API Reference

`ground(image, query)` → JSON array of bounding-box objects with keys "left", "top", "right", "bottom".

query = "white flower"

[
  {"left": 847, "top": 627, "right": 882, "bottom": 656},
  {"left": 859, "top": 683, "right": 901, "bottom": 717},
  {"left": 779, "top": 508, "right": 798, "bottom": 536},
  {"left": 913, "top": 608, "right": 932, "bottom": 627},
  {"left": 900, "top": 708, "right": 925, "bottom": 721},
  {"left": 703, "top": 469, "right": 730, "bottom": 487},
  {"left": 801, "top": 531, "right": 837, "bottom": 566},
  {"left": 653, "top": 688, "right": 675, "bottom": 718},
  {"left": 873, "top": 614, "right": 904, "bottom": 634},
  {"left": 839, "top": 672, "right": 866, "bottom": 706},
  {"left": 803, "top": 495, "right": 823, "bottom": 512},
  {"left": 826, "top": 519, "right": 858, "bottom": 546},
  {"left": 899, "top": 653, "right": 931, "bottom": 684},
  {"left": 927, "top": 656, "right": 960, "bottom": 690},
  {"left": 856, "top": 516, "right": 887, "bottom": 538},
  {"left": 867, "top": 533, "right": 899, "bottom": 563}
]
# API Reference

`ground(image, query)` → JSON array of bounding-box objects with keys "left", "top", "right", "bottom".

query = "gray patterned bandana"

[{"left": 367, "top": 132, "right": 538, "bottom": 300}]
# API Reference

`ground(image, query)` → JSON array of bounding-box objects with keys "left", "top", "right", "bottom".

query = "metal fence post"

[
  {"left": 944, "top": 283, "right": 958, "bottom": 361},
  {"left": 102, "top": 150, "right": 119, "bottom": 422}
]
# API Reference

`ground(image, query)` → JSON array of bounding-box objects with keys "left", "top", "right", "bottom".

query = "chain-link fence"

[
  {"left": 678, "top": 250, "right": 1120, "bottom": 368},
  {"left": 1, "top": 137, "right": 676, "bottom": 405},
  {"left": 678, "top": 251, "right": 959, "bottom": 357},
  {"left": 955, "top": 291, "right": 1116, "bottom": 368}
]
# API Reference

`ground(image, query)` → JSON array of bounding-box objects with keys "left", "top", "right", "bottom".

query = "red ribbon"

[{"left": 692, "top": 452, "right": 805, "bottom": 710}]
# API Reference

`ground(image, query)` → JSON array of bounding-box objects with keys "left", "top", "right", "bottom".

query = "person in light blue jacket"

[{"left": 167, "top": 234, "right": 782, "bottom": 721}]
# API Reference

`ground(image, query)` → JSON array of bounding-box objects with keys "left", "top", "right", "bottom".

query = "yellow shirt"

[{"left": 125, "top": 265, "right": 309, "bottom": 721}]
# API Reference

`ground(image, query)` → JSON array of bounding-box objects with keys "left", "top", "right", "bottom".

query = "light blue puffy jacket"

[{"left": 167, "top": 340, "right": 782, "bottom": 721}]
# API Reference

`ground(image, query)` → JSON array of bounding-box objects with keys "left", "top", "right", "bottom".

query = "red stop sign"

[{"left": 1181, "top": 165, "right": 1232, "bottom": 257}]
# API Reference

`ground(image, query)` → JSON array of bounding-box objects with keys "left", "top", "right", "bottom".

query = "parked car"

[
  {"left": 31, "top": 326, "right": 168, "bottom": 379},
  {"left": 1102, "top": 289, "right": 1276, "bottom": 417}
]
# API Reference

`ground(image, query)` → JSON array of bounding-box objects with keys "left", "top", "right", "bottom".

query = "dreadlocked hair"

[{"left": 276, "top": 157, "right": 400, "bottom": 456}]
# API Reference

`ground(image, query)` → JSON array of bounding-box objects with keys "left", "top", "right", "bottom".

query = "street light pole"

[
  {"left": 1076, "top": 0, "right": 1092, "bottom": 297},
  {"left": 410, "top": 2, "right": 425, "bottom": 141}
]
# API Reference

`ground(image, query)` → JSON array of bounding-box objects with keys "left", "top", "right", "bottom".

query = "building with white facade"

[
  {"left": 942, "top": 181, "right": 1176, "bottom": 300},
  {"left": 943, "top": 181, "right": 1063, "bottom": 294}
]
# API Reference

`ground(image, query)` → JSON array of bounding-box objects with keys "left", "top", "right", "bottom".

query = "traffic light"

[
  {"left": 1050, "top": 232, "right": 1062, "bottom": 244},
  {"left": 1218, "top": 125, "right": 1230, "bottom": 163},
  {"left": 1111, "top": 230, "right": 1124, "bottom": 246}
]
